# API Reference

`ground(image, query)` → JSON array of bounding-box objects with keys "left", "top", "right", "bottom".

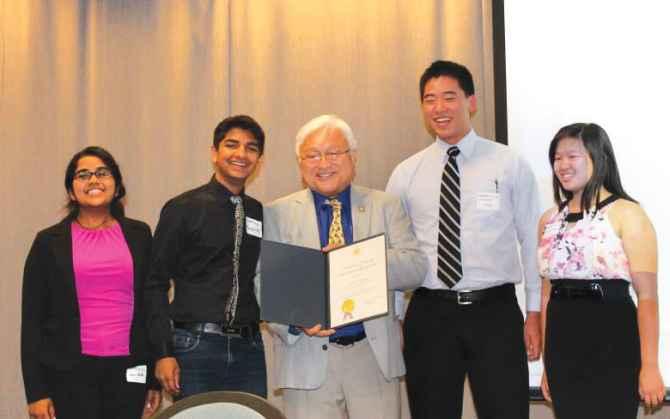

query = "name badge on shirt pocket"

[
  {"left": 126, "top": 365, "right": 147, "bottom": 384},
  {"left": 246, "top": 217, "right": 262, "bottom": 238},
  {"left": 476, "top": 192, "right": 500, "bottom": 211}
]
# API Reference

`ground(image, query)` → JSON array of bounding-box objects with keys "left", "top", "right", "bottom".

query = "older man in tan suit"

[{"left": 264, "top": 115, "right": 426, "bottom": 419}]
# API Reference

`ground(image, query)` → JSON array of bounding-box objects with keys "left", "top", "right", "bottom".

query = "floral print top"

[{"left": 538, "top": 198, "right": 631, "bottom": 281}]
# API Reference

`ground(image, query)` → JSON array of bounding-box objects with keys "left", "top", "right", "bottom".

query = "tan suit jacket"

[{"left": 263, "top": 185, "right": 426, "bottom": 390}]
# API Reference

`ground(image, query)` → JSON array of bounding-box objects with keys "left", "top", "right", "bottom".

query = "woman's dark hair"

[
  {"left": 64, "top": 146, "right": 126, "bottom": 220},
  {"left": 548, "top": 122, "right": 635, "bottom": 211}
]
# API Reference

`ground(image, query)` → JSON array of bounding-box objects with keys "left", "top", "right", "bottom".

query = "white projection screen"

[{"left": 504, "top": 1, "right": 670, "bottom": 392}]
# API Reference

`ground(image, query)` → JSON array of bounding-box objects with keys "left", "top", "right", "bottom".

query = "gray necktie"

[{"left": 225, "top": 195, "right": 244, "bottom": 325}]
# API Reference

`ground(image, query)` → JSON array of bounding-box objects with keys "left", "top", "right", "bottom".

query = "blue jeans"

[{"left": 173, "top": 327, "right": 267, "bottom": 398}]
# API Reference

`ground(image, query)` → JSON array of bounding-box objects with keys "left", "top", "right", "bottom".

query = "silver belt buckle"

[
  {"left": 590, "top": 283, "right": 605, "bottom": 299},
  {"left": 457, "top": 290, "right": 473, "bottom": 305},
  {"left": 223, "top": 326, "right": 244, "bottom": 337},
  {"left": 202, "top": 323, "right": 224, "bottom": 335}
]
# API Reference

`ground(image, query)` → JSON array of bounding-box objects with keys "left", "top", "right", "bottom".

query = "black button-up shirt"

[{"left": 145, "top": 177, "right": 262, "bottom": 358}]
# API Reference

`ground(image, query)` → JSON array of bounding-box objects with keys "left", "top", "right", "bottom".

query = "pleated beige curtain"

[
  {"left": 0, "top": 1, "right": 494, "bottom": 417},
  {"left": 233, "top": 0, "right": 495, "bottom": 199}
]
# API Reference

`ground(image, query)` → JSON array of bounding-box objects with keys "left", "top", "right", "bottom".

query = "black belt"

[
  {"left": 413, "top": 284, "right": 515, "bottom": 305},
  {"left": 329, "top": 332, "right": 367, "bottom": 346},
  {"left": 550, "top": 279, "right": 631, "bottom": 301},
  {"left": 174, "top": 322, "right": 259, "bottom": 339}
]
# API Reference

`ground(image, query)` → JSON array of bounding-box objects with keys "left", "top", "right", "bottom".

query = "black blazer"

[{"left": 21, "top": 217, "right": 155, "bottom": 403}]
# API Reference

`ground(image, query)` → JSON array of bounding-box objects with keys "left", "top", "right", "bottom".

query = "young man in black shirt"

[{"left": 145, "top": 115, "right": 267, "bottom": 398}]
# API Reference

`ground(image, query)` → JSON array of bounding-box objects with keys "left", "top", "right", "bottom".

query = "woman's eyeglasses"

[{"left": 74, "top": 167, "right": 113, "bottom": 182}]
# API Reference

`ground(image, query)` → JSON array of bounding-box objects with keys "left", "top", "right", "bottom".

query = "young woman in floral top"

[{"left": 537, "top": 123, "right": 664, "bottom": 418}]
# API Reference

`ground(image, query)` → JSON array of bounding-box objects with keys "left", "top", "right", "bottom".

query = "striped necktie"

[
  {"left": 327, "top": 199, "right": 345, "bottom": 246},
  {"left": 438, "top": 146, "right": 463, "bottom": 287}
]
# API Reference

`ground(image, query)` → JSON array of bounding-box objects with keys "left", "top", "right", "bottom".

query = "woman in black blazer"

[{"left": 21, "top": 146, "right": 161, "bottom": 419}]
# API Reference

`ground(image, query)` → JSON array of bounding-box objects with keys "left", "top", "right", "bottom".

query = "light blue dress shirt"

[{"left": 386, "top": 130, "right": 542, "bottom": 311}]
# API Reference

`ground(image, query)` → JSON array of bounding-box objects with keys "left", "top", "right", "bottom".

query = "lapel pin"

[{"left": 358, "top": 206, "right": 365, "bottom": 212}]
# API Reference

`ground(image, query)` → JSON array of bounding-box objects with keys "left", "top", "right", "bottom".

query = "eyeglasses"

[
  {"left": 300, "top": 149, "right": 350, "bottom": 164},
  {"left": 74, "top": 167, "right": 113, "bottom": 182}
]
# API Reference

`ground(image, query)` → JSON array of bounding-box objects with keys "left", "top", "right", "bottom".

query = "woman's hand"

[
  {"left": 141, "top": 389, "right": 162, "bottom": 418},
  {"left": 28, "top": 398, "right": 55, "bottom": 419},
  {"left": 639, "top": 364, "right": 665, "bottom": 410},
  {"left": 540, "top": 372, "right": 552, "bottom": 403}
]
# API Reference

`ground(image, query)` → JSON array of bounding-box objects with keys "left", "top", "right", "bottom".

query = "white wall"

[{"left": 505, "top": 0, "right": 670, "bottom": 389}]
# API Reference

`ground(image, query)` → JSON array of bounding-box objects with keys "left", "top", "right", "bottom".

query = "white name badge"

[
  {"left": 246, "top": 217, "right": 262, "bottom": 238},
  {"left": 476, "top": 192, "right": 501, "bottom": 211},
  {"left": 126, "top": 365, "right": 147, "bottom": 384}
]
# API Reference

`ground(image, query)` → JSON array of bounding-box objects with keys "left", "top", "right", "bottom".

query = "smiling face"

[
  {"left": 298, "top": 127, "right": 356, "bottom": 197},
  {"left": 553, "top": 137, "right": 594, "bottom": 198},
  {"left": 421, "top": 75, "right": 476, "bottom": 145},
  {"left": 211, "top": 127, "right": 261, "bottom": 194},
  {"left": 69, "top": 155, "right": 117, "bottom": 210}
]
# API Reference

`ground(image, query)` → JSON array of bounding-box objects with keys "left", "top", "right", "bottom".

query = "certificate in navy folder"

[{"left": 260, "top": 234, "right": 388, "bottom": 329}]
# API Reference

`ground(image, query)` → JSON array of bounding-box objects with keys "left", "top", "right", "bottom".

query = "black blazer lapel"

[
  {"left": 119, "top": 219, "right": 146, "bottom": 297},
  {"left": 49, "top": 221, "right": 80, "bottom": 317},
  {"left": 118, "top": 217, "right": 153, "bottom": 362}
]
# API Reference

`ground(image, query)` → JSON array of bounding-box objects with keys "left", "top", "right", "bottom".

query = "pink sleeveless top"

[
  {"left": 537, "top": 198, "right": 632, "bottom": 281},
  {"left": 72, "top": 221, "right": 134, "bottom": 356}
]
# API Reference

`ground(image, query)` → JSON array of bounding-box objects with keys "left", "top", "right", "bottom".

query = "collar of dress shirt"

[
  {"left": 311, "top": 185, "right": 352, "bottom": 211},
  {"left": 311, "top": 186, "right": 353, "bottom": 248},
  {"left": 435, "top": 129, "right": 477, "bottom": 160},
  {"left": 207, "top": 175, "right": 244, "bottom": 199}
]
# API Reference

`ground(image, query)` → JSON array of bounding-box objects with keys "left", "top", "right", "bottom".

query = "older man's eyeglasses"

[
  {"left": 74, "top": 167, "right": 113, "bottom": 182},
  {"left": 301, "top": 149, "right": 350, "bottom": 164}
]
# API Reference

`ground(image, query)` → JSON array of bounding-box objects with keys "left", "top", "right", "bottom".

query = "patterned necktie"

[
  {"left": 327, "top": 199, "right": 345, "bottom": 246},
  {"left": 225, "top": 195, "right": 244, "bottom": 325},
  {"left": 438, "top": 146, "right": 463, "bottom": 287}
]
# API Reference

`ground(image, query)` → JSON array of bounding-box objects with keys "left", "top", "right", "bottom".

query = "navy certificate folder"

[{"left": 260, "top": 239, "right": 328, "bottom": 328}]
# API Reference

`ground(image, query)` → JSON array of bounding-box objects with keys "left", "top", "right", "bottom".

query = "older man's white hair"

[{"left": 295, "top": 114, "right": 358, "bottom": 157}]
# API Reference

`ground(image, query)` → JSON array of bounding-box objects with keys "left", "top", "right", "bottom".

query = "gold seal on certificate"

[
  {"left": 341, "top": 298, "right": 355, "bottom": 322},
  {"left": 328, "top": 234, "right": 388, "bottom": 328}
]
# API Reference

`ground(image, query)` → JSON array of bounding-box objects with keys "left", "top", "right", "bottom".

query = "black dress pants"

[
  {"left": 403, "top": 289, "right": 528, "bottom": 419},
  {"left": 46, "top": 355, "right": 147, "bottom": 419},
  {"left": 545, "top": 297, "right": 640, "bottom": 419}
]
